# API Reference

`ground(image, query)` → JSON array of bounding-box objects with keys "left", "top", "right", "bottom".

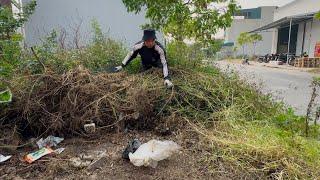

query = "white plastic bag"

[
  {"left": 129, "top": 140, "right": 181, "bottom": 168},
  {"left": 37, "top": 135, "right": 64, "bottom": 149},
  {"left": 0, "top": 154, "right": 12, "bottom": 163}
]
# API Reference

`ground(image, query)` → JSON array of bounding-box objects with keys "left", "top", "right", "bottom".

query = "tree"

[
  {"left": 237, "top": 32, "right": 250, "bottom": 57},
  {"left": 237, "top": 32, "right": 262, "bottom": 57},
  {"left": 250, "top": 33, "right": 262, "bottom": 56},
  {"left": 122, "top": 0, "right": 238, "bottom": 47}
]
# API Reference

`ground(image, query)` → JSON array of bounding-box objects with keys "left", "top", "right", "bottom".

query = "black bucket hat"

[{"left": 142, "top": 29, "right": 157, "bottom": 41}]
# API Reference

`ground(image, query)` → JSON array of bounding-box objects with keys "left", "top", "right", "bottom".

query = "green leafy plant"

[
  {"left": 81, "top": 19, "right": 127, "bottom": 72},
  {"left": 0, "top": 89, "right": 12, "bottom": 103},
  {"left": 0, "top": 0, "right": 36, "bottom": 39},
  {"left": 0, "top": 0, "right": 37, "bottom": 87},
  {"left": 315, "top": 11, "right": 320, "bottom": 20},
  {"left": 167, "top": 41, "right": 205, "bottom": 68}
]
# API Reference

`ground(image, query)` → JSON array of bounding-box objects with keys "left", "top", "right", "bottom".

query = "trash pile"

[
  {"left": 1, "top": 135, "right": 64, "bottom": 165},
  {"left": 25, "top": 136, "right": 65, "bottom": 163}
]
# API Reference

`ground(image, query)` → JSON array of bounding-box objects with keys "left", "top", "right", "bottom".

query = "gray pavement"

[{"left": 215, "top": 61, "right": 319, "bottom": 115}]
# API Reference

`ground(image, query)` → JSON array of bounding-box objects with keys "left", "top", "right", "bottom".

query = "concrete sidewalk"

[
  {"left": 215, "top": 60, "right": 319, "bottom": 115},
  {"left": 250, "top": 61, "right": 320, "bottom": 73}
]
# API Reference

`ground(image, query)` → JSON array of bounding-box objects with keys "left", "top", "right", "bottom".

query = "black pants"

[{"left": 142, "top": 59, "right": 163, "bottom": 71}]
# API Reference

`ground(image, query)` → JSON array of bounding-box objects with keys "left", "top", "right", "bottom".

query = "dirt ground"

[{"left": 0, "top": 129, "right": 221, "bottom": 180}]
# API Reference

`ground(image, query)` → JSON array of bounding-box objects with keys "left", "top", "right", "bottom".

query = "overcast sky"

[{"left": 237, "top": 0, "right": 295, "bottom": 8}]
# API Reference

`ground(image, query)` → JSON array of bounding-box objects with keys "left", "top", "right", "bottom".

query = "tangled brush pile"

[
  {"left": 1, "top": 65, "right": 279, "bottom": 139},
  {"left": 1, "top": 67, "right": 169, "bottom": 137}
]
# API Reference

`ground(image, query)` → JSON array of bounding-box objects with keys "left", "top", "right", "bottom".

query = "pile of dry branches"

[{"left": 1, "top": 67, "right": 167, "bottom": 137}]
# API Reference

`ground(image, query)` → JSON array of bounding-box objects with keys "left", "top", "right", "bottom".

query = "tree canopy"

[
  {"left": 250, "top": 33, "right": 262, "bottom": 44},
  {"left": 237, "top": 32, "right": 250, "bottom": 47},
  {"left": 122, "top": 0, "right": 238, "bottom": 46}
]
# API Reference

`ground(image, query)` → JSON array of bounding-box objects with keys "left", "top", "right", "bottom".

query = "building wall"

[
  {"left": 271, "top": 29, "right": 278, "bottom": 54},
  {"left": 21, "top": 0, "right": 163, "bottom": 48},
  {"left": 271, "top": 0, "right": 320, "bottom": 57},
  {"left": 304, "top": 21, "right": 312, "bottom": 55},
  {"left": 274, "top": 0, "right": 320, "bottom": 21},
  {"left": 296, "top": 22, "right": 305, "bottom": 56},
  {"left": 309, "top": 19, "right": 320, "bottom": 57},
  {"left": 235, "top": 7, "right": 261, "bottom": 19},
  {"left": 294, "top": 19, "right": 320, "bottom": 57},
  {"left": 225, "top": 6, "right": 277, "bottom": 56}
]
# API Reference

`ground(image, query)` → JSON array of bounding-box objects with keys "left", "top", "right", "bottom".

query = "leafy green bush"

[
  {"left": 22, "top": 20, "right": 127, "bottom": 74},
  {"left": 78, "top": 19, "right": 127, "bottom": 72},
  {"left": 0, "top": 34, "right": 23, "bottom": 78},
  {"left": 167, "top": 41, "right": 205, "bottom": 68},
  {"left": 0, "top": 1, "right": 36, "bottom": 88}
]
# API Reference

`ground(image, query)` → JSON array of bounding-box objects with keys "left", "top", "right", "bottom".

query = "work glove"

[
  {"left": 164, "top": 79, "right": 173, "bottom": 88},
  {"left": 114, "top": 65, "right": 123, "bottom": 72}
]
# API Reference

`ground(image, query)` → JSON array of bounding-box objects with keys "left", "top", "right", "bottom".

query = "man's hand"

[
  {"left": 114, "top": 66, "right": 123, "bottom": 72},
  {"left": 164, "top": 79, "right": 173, "bottom": 88}
]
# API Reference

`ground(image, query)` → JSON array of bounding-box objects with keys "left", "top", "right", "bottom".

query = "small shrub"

[{"left": 167, "top": 41, "right": 205, "bottom": 68}]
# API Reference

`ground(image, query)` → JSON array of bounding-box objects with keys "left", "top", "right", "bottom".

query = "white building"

[
  {"left": 252, "top": 0, "right": 320, "bottom": 58},
  {"left": 17, "top": 0, "right": 164, "bottom": 48},
  {"left": 225, "top": 6, "right": 277, "bottom": 56}
]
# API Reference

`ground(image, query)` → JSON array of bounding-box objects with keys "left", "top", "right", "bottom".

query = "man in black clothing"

[{"left": 115, "top": 29, "right": 173, "bottom": 88}]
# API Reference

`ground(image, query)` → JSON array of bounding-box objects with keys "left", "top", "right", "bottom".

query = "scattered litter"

[
  {"left": 24, "top": 147, "right": 54, "bottom": 163},
  {"left": 37, "top": 136, "right": 64, "bottom": 149},
  {"left": 0, "top": 154, "right": 12, "bottom": 163},
  {"left": 54, "top": 148, "right": 65, "bottom": 154},
  {"left": 122, "top": 139, "right": 141, "bottom": 160},
  {"left": 129, "top": 140, "right": 181, "bottom": 168},
  {"left": 84, "top": 123, "right": 96, "bottom": 134},
  {"left": 70, "top": 150, "right": 106, "bottom": 169},
  {"left": 69, "top": 157, "right": 91, "bottom": 169}
]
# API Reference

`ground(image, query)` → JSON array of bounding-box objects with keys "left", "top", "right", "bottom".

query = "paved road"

[{"left": 215, "top": 61, "right": 318, "bottom": 115}]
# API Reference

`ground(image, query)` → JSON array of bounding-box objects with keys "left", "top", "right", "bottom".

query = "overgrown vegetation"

[
  {"left": 2, "top": 32, "right": 320, "bottom": 178},
  {"left": 0, "top": 0, "right": 36, "bottom": 88}
]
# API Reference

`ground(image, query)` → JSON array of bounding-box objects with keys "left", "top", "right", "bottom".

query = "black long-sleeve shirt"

[{"left": 122, "top": 41, "right": 169, "bottom": 79}]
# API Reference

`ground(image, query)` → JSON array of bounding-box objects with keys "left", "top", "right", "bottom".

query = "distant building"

[
  {"left": 14, "top": 0, "right": 164, "bottom": 48},
  {"left": 251, "top": 0, "right": 320, "bottom": 58},
  {"left": 225, "top": 6, "right": 277, "bottom": 56}
]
